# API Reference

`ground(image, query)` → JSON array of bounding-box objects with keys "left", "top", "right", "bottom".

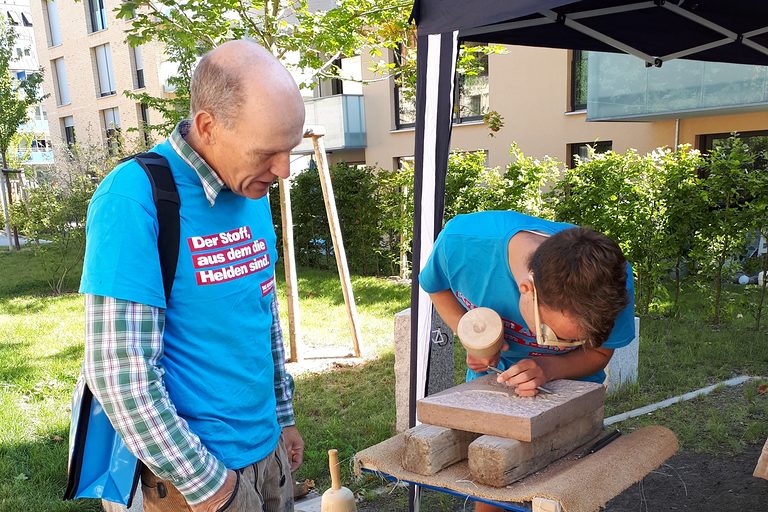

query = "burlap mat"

[{"left": 354, "top": 425, "right": 677, "bottom": 512}]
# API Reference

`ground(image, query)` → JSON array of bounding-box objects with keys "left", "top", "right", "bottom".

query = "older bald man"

[{"left": 80, "top": 40, "right": 306, "bottom": 512}]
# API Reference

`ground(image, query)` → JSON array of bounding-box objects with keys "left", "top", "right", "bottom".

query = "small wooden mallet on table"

[{"left": 320, "top": 449, "right": 356, "bottom": 512}]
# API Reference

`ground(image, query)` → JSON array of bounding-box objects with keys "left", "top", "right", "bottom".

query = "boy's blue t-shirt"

[
  {"left": 80, "top": 139, "right": 280, "bottom": 469},
  {"left": 419, "top": 210, "right": 635, "bottom": 384}
]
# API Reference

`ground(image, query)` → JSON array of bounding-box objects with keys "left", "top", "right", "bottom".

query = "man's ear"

[
  {"left": 518, "top": 275, "right": 534, "bottom": 294},
  {"left": 193, "top": 110, "right": 216, "bottom": 145}
]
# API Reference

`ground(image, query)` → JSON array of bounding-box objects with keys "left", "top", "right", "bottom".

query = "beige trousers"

[{"left": 141, "top": 438, "right": 293, "bottom": 512}]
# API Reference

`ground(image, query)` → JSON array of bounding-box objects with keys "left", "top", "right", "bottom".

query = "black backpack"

[{"left": 64, "top": 152, "right": 180, "bottom": 506}]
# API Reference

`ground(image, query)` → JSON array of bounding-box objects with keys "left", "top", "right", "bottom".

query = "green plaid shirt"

[{"left": 83, "top": 121, "right": 295, "bottom": 505}]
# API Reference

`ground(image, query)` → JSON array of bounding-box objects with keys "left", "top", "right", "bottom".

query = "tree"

[
  {"left": 657, "top": 145, "right": 705, "bottom": 316},
  {"left": 117, "top": 0, "right": 413, "bottom": 134},
  {"left": 696, "top": 136, "right": 754, "bottom": 325},
  {"left": 0, "top": 17, "right": 47, "bottom": 249},
  {"left": 117, "top": 0, "right": 503, "bottom": 136}
]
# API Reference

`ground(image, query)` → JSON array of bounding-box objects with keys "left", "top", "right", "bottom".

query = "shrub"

[
  {"left": 289, "top": 163, "right": 396, "bottom": 276},
  {"left": 10, "top": 176, "right": 96, "bottom": 293},
  {"left": 9, "top": 139, "right": 126, "bottom": 293},
  {"left": 501, "top": 143, "right": 561, "bottom": 220}
]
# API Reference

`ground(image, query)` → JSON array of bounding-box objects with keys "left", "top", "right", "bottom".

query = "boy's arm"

[
  {"left": 498, "top": 347, "right": 614, "bottom": 396},
  {"left": 537, "top": 347, "right": 614, "bottom": 381},
  {"left": 428, "top": 290, "right": 467, "bottom": 333},
  {"left": 429, "top": 290, "right": 508, "bottom": 370}
]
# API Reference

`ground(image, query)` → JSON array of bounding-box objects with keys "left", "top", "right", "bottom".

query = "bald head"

[
  {"left": 190, "top": 40, "right": 303, "bottom": 129},
  {"left": 186, "top": 40, "right": 305, "bottom": 199}
]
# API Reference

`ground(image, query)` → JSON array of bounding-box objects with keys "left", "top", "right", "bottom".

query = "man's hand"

[
  {"left": 497, "top": 358, "right": 547, "bottom": 397},
  {"left": 282, "top": 425, "right": 304, "bottom": 472},
  {"left": 189, "top": 469, "right": 237, "bottom": 512},
  {"left": 466, "top": 343, "right": 509, "bottom": 371}
]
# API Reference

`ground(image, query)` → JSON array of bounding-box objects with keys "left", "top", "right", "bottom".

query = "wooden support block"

[
  {"left": 754, "top": 438, "right": 768, "bottom": 480},
  {"left": 417, "top": 374, "right": 605, "bottom": 441},
  {"left": 468, "top": 407, "right": 604, "bottom": 487},
  {"left": 532, "top": 497, "right": 562, "bottom": 512},
  {"left": 402, "top": 424, "right": 479, "bottom": 475}
]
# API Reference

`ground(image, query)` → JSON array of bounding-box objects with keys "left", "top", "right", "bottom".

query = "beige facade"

[
  {"left": 28, "top": 0, "right": 167, "bottom": 149},
  {"left": 357, "top": 45, "right": 768, "bottom": 171}
]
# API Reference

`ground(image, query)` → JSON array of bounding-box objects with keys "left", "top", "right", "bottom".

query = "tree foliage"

[
  {"left": 117, "top": 0, "right": 413, "bottom": 134},
  {"left": 116, "top": 1, "right": 504, "bottom": 136},
  {"left": 695, "top": 136, "right": 762, "bottom": 325}
]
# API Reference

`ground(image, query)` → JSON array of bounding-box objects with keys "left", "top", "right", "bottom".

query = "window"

[
  {"left": 31, "top": 139, "right": 51, "bottom": 152},
  {"left": 454, "top": 43, "right": 489, "bottom": 122},
  {"left": 570, "top": 50, "right": 589, "bottom": 111},
  {"left": 7, "top": 11, "right": 19, "bottom": 25},
  {"left": 16, "top": 47, "right": 23, "bottom": 59},
  {"left": 94, "top": 44, "right": 117, "bottom": 96},
  {"left": 101, "top": 107, "right": 121, "bottom": 154},
  {"left": 62, "top": 116, "right": 75, "bottom": 146},
  {"left": 131, "top": 45, "right": 145, "bottom": 89},
  {"left": 21, "top": 12, "right": 32, "bottom": 26},
  {"left": 33, "top": 105, "right": 46, "bottom": 121},
  {"left": 700, "top": 130, "right": 768, "bottom": 170},
  {"left": 23, "top": 47, "right": 30, "bottom": 56},
  {"left": 396, "top": 155, "right": 414, "bottom": 171},
  {"left": 15, "top": 70, "right": 26, "bottom": 81},
  {"left": 567, "top": 140, "right": 612, "bottom": 168},
  {"left": 87, "top": 0, "right": 107, "bottom": 32},
  {"left": 44, "top": 0, "right": 62, "bottom": 46},
  {"left": 138, "top": 103, "right": 150, "bottom": 145},
  {"left": 393, "top": 45, "right": 416, "bottom": 129},
  {"left": 53, "top": 57, "right": 70, "bottom": 105}
]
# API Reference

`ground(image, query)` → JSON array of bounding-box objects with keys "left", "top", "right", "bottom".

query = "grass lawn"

[{"left": 0, "top": 246, "right": 767, "bottom": 511}]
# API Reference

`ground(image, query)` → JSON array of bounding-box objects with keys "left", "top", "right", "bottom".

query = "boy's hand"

[
  {"left": 497, "top": 359, "right": 547, "bottom": 396},
  {"left": 466, "top": 343, "right": 509, "bottom": 371}
]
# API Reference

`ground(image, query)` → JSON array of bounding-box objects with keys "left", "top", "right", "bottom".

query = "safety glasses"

[{"left": 531, "top": 274, "right": 590, "bottom": 348}]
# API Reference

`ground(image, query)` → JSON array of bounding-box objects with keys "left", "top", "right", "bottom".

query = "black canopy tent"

[{"left": 407, "top": 0, "right": 768, "bottom": 440}]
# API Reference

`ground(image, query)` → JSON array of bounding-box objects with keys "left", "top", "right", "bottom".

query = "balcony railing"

[
  {"left": 294, "top": 94, "right": 366, "bottom": 154},
  {"left": 586, "top": 52, "right": 768, "bottom": 121}
]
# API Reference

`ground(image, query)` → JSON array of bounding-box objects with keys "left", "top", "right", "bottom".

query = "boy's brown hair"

[{"left": 528, "top": 227, "right": 629, "bottom": 346}]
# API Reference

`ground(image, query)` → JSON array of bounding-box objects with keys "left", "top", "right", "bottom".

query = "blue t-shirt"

[
  {"left": 419, "top": 210, "right": 635, "bottom": 384},
  {"left": 80, "top": 139, "right": 280, "bottom": 469}
]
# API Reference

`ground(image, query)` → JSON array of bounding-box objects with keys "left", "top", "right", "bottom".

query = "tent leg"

[{"left": 409, "top": 485, "right": 420, "bottom": 512}]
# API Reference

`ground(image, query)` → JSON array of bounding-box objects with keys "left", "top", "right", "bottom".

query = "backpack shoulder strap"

[{"left": 132, "top": 152, "right": 180, "bottom": 302}]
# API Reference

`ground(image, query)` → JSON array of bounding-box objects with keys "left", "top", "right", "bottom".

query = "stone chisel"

[{"left": 485, "top": 365, "right": 556, "bottom": 395}]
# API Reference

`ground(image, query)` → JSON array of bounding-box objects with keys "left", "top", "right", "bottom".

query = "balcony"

[
  {"left": 586, "top": 52, "right": 768, "bottom": 121},
  {"left": 294, "top": 94, "right": 366, "bottom": 154},
  {"left": 19, "top": 151, "right": 54, "bottom": 165}
]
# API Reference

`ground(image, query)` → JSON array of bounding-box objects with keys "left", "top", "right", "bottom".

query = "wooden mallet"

[
  {"left": 320, "top": 449, "right": 356, "bottom": 512},
  {"left": 457, "top": 307, "right": 503, "bottom": 360}
]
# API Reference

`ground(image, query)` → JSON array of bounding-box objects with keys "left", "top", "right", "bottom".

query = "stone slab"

[
  {"left": 605, "top": 316, "right": 640, "bottom": 394},
  {"left": 393, "top": 307, "right": 455, "bottom": 433},
  {"left": 416, "top": 374, "right": 605, "bottom": 442}
]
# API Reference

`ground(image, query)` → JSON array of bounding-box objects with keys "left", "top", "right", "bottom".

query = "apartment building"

[
  {"left": 24, "top": 0, "right": 767, "bottom": 169},
  {"left": 3, "top": 0, "right": 51, "bottom": 166},
  {"left": 297, "top": 44, "right": 768, "bottom": 172},
  {"left": 28, "top": 0, "right": 168, "bottom": 150}
]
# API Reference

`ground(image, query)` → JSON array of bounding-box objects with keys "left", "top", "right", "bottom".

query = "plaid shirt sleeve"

[
  {"left": 271, "top": 294, "right": 296, "bottom": 427},
  {"left": 82, "top": 294, "right": 227, "bottom": 505}
]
